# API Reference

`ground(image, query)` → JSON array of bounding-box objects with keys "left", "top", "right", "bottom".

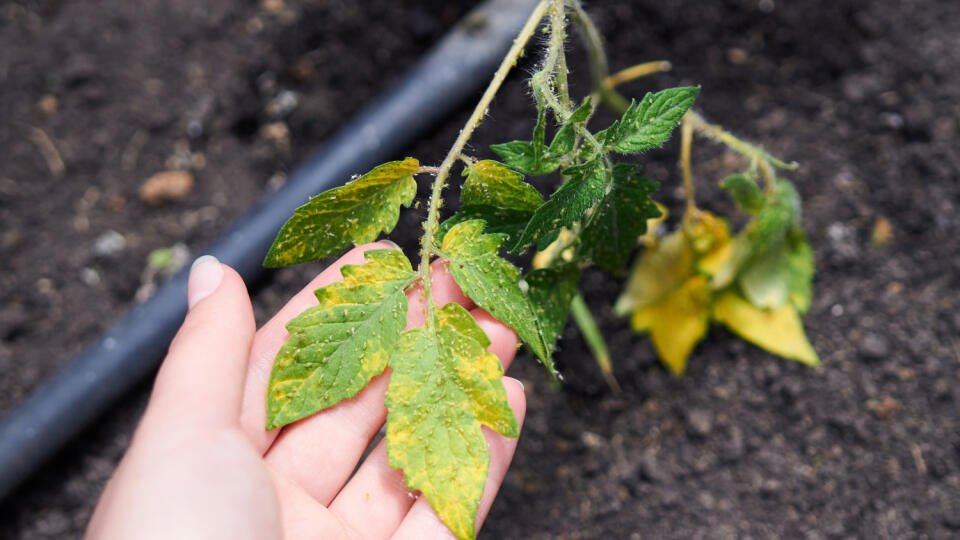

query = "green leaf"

[
  {"left": 441, "top": 220, "right": 556, "bottom": 377},
  {"left": 708, "top": 195, "right": 793, "bottom": 290},
  {"left": 490, "top": 108, "right": 560, "bottom": 175},
  {"left": 512, "top": 159, "right": 605, "bottom": 252},
  {"left": 721, "top": 173, "right": 765, "bottom": 213},
  {"left": 598, "top": 87, "right": 699, "bottom": 154},
  {"left": 266, "top": 249, "right": 416, "bottom": 429},
  {"left": 525, "top": 264, "right": 580, "bottom": 351},
  {"left": 460, "top": 160, "right": 543, "bottom": 210},
  {"left": 439, "top": 206, "right": 534, "bottom": 248},
  {"left": 785, "top": 230, "right": 814, "bottom": 314},
  {"left": 738, "top": 229, "right": 814, "bottom": 312},
  {"left": 547, "top": 99, "right": 594, "bottom": 158},
  {"left": 385, "top": 303, "right": 518, "bottom": 540},
  {"left": 578, "top": 163, "right": 661, "bottom": 273},
  {"left": 264, "top": 159, "right": 419, "bottom": 267}
]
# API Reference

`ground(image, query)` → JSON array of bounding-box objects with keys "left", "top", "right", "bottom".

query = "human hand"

[{"left": 85, "top": 242, "right": 526, "bottom": 540}]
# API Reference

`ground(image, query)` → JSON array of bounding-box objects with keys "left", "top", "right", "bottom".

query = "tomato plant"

[{"left": 262, "top": 1, "right": 817, "bottom": 537}]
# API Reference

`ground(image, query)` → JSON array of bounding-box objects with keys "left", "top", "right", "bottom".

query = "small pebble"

[
  {"left": 94, "top": 230, "right": 126, "bottom": 256},
  {"left": 139, "top": 170, "right": 194, "bottom": 205}
]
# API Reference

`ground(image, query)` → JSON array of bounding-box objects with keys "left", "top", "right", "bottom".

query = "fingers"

[
  {"left": 326, "top": 306, "right": 519, "bottom": 538},
  {"left": 261, "top": 258, "right": 473, "bottom": 505},
  {"left": 390, "top": 377, "right": 527, "bottom": 540},
  {"left": 239, "top": 242, "right": 398, "bottom": 452},
  {"left": 146, "top": 257, "right": 255, "bottom": 429}
]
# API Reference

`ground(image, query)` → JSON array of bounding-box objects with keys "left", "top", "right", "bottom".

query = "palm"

[{"left": 86, "top": 244, "right": 524, "bottom": 540}]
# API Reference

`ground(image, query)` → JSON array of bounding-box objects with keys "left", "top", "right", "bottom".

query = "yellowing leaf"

[
  {"left": 630, "top": 275, "right": 711, "bottom": 376},
  {"left": 385, "top": 303, "right": 518, "bottom": 540},
  {"left": 613, "top": 230, "right": 693, "bottom": 316},
  {"left": 266, "top": 249, "right": 417, "bottom": 429},
  {"left": 441, "top": 220, "right": 555, "bottom": 377},
  {"left": 713, "top": 291, "right": 819, "bottom": 367},
  {"left": 264, "top": 158, "right": 419, "bottom": 267},
  {"left": 460, "top": 160, "right": 543, "bottom": 211},
  {"left": 438, "top": 160, "right": 542, "bottom": 247}
]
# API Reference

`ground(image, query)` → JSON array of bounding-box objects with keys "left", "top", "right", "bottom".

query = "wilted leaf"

[
  {"left": 266, "top": 249, "right": 416, "bottom": 429},
  {"left": 513, "top": 159, "right": 605, "bottom": 252},
  {"left": 598, "top": 87, "right": 699, "bottom": 154},
  {"left": 713, "top": 290, "right": 819, "bottom": 366},
  {"left": 264, "top": 159, "right": 419, "bottom": 267},
  {"left": 525, "top": 264, "right": 580, "bottom": 351},
  {"left": 578, "top": 163, "right": 661, "bottom": 273},
  {"left": 385, "top": 303, "right": 518, "bottom": 540},
  {"left": 721, "top": 173, "right": 765, "bottom": 214},
  {"left": 441, "top": 220, "right": 555, "bottom": 377},
  {"left": 631, "top": 275, "right": 711, "bottom": 376},
  {"left": 614, "top": 230, "right": 695, "bottom": 316}
]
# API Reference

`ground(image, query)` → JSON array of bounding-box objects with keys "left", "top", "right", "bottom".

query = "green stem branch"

[{"left": 417, "top": 0, "right": 551, "bottom": 327}]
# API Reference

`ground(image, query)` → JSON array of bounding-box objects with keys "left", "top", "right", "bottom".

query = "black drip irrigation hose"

[{"left": 0, "top": 0, "right": 540, "bottom": 501}]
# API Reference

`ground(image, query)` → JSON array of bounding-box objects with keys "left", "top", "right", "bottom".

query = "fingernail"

[
  {"left": 507, "top": 377, "right": 524, "bottom": 391},
  {"left": 188, "top": 255, "right": 223, "bottom": 309},
  {"left": 380, "top": 239, "right": 400, "bottom": 248}
]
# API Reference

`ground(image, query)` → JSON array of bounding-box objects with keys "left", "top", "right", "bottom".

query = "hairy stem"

[
  {"left": 417, "top": 0, "right": 551, "bottom": 327},
  {"left": 567, "top": 0, "right": 626, "bottom": 112},
  {"left": 603, "top": 60, "right": 673, "bottom": 89},
  {"left": 549, "top": 1, "right": 573, "bottom": 112}
]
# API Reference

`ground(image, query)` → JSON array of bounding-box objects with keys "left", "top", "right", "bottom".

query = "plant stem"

[
  {"left": 603, "top": 61, "right": 672, "bottom": 89},
  {"left": 549, "top": 1, "right": 573, "bottom": 112},
  {"left": 567, "top": 0, "right": 626, "bottom": 112},
  {"left": 679, "top": 115, "right": 698, "bottom": 217},
  {"left": 570, "top": 294, "right": 620, "bottom": 393},
  {"left": 417, "top": 0, "right": 551, "bottom": 327}
]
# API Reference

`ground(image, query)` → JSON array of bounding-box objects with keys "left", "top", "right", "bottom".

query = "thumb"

[{"left": 146, "top": 256, "right": 256, "bottom": 429}]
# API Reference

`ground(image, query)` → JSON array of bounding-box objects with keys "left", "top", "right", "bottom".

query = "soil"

[{"left": 2, "top": 0, "right": 959, "bottom": 538}]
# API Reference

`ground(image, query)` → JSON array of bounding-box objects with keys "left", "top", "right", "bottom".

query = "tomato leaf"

[
  {"left": 438, "top": 160, "right": 543, "bottom": 246},
  {"left": 264, "top": 159, "right": 419, "bottom": 267},
  {"left": 598, "top": 87, "right": 699, "bottom": 154},
  {"left": 547, "top": 99, "right": 594, "bottom": 158},
  {"left": 265, "top": 249, "right": 416, "bottom": 429},
  {"left": 441, "top": 220, "right": 555, "bottom": 377},
  {"left": 490, "top": 108, "right": 559, "bottom": 175},
  {"left": 578, "top": 163, "right": 661, "bottom": 273},
  {"left": 461, "top": 160, "right": 543, "bottom": 210},
  {"left": 512, "top": 159, "right": 605, "bottom": 253},
  {"left": 721, "top": 173, "right": 765, "bottom": 214},
  {"left": 385, "top": 303, "right": 518, "bottom": 540},
  {"left": 713, "top": 290, "right": 819, "bottom": 366},
  {"left": 525, "top": 264, "right": 580, "bottom": 352},
  {"left": 630, "top": 275, "right": 712, "bottom": 376}
]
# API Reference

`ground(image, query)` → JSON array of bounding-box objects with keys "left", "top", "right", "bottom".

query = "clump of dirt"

[{"left": 1, "top": 0, "right": 959, "bottom": 538}]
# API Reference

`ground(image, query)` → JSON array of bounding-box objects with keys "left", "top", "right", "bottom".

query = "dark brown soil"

[{"left": 2, "top": 0, "right": 959, "bottom": 538}]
